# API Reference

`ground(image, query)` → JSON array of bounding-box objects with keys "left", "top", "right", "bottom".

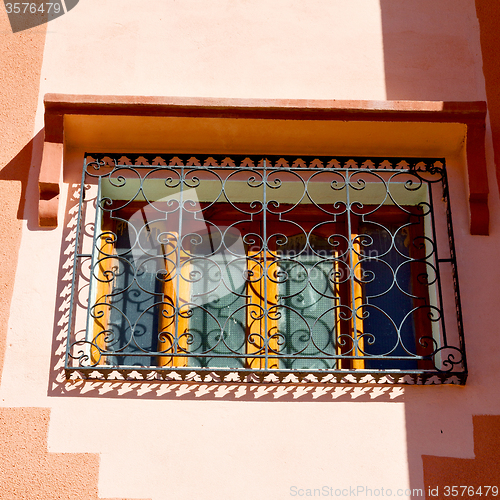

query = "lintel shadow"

[{"left": 0, "top": 129, "right": 54, "bottom": 233}]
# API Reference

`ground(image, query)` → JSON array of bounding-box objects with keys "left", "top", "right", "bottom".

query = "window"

[{"left": 67, "top": 154, "right": 466, "bottom": 384}]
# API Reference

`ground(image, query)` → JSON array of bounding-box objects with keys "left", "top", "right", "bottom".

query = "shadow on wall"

[
  {"left": 422, "top": 415, "right": 500, "bottom": 499},
  {"left": 0, "top": 130, "right": 44, "bottom": 222},
  {"left": 0, "top": 130, "right": 45, "bottom": 383},
  {"left": 380, "top": 0, "right": 480, "bottom": 101},
  {"left": 473, "top": 0, "right": 500, "bottom": 191},
  {"left": 0, "top": 407, "right": 150, "bottom": 500},
  {"left": 380, "top": 2, "right": 500, "bottom": 499}
]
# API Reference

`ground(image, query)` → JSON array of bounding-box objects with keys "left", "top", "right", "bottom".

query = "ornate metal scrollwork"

[{"left": 65, "top": 154, "right": 466, "bottom": 384}]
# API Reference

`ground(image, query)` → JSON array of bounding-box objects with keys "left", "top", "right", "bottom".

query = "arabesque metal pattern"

[{"left": 65, "top": 154, "right": 466, "bottom": 384}]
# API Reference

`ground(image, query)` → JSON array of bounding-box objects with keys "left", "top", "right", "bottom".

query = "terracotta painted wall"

[
  {"left": 0, "top": 2, "right": 45, "bottom": 381},
  {"left": 0, "top": 8, "right": 151, "bottom": 500},
  {"left": 1, "top": 1, "right": 499, "bottom": 499},
  {"left": 415, "top": 2, "right": 500, "bottom": 497},
  {"left": 475, "top": 0, "right": 500, "bottom": 197}
]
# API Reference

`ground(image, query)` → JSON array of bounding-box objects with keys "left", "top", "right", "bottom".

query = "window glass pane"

[
  {"left": 101, "top": 210, "right": 165, "bottom": 366},
  {"left": 359, "top": 222, "right": 418, "bottom": 370},
  {"left": 188, "top": 234, "right": 247, "bottom": 369},
  {"left": 278, "top": 249, "right": 337, "bottom": 370}
]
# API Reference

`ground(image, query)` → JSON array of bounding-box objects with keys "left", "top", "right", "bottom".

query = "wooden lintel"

[
  {"left": 38, "top": 140, "right": 62, "bottom": 228},
  {"left": 40, "top": 94, "right": 489, "bottom": 234}
]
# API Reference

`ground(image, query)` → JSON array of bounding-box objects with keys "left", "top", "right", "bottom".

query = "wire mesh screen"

[{"left": 66, "top": 154, "right": 466, "bottom": 384}]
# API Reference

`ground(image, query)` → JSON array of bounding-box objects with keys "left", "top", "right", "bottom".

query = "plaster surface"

[
  {"left": 34, "top": 0, "right": 387, "bottom": 101},
  {"left": 423, "top": 415, "right": 500, "bottom": 499},
  {"left": 0, "top": 0, "right": 46, "bottom": 381},
  {"left": 1, "top": 1, "right": 499, "bottom": 499},
  {"left": 0, "top": 407, "right": 149, "bottom": 500}
]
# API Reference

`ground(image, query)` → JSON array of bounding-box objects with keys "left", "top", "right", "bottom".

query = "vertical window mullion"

[
  {"left": 175, "top": 166, "right": 184, "bottom": 363},
  {"left": 346, "top": 172, "right": 360, "bottom": 368},
  {"left": 262, "top": 161, "right": 268, "bottom": 370},
  {"left": 91, "top": 209, "right": 113, "bottom": 365}
]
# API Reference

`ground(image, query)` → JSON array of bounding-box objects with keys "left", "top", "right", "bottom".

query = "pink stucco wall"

[
  {"left": 1, "top": 1, "right": 499, "bottom": 499},
  {"left": 0, "top": 0, "right": 45, "bottom": 381}
]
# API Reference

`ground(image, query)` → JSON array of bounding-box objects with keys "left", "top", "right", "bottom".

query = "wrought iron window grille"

[{"left": 66, "top": 154, "right": 467, "bottom": 384}]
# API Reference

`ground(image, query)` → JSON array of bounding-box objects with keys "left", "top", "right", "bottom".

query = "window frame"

[{"left": 66, "top": 153, "right": 467, "bottom": 384}]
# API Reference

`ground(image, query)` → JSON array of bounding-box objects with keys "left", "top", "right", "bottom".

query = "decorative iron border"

[{"left": 65, "top": 154, "right": 466, "bottom": 385}]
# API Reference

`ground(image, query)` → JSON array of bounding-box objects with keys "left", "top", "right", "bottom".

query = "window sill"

[{"left": 65, "top": 366, "right": 467, "bottom": 385}]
